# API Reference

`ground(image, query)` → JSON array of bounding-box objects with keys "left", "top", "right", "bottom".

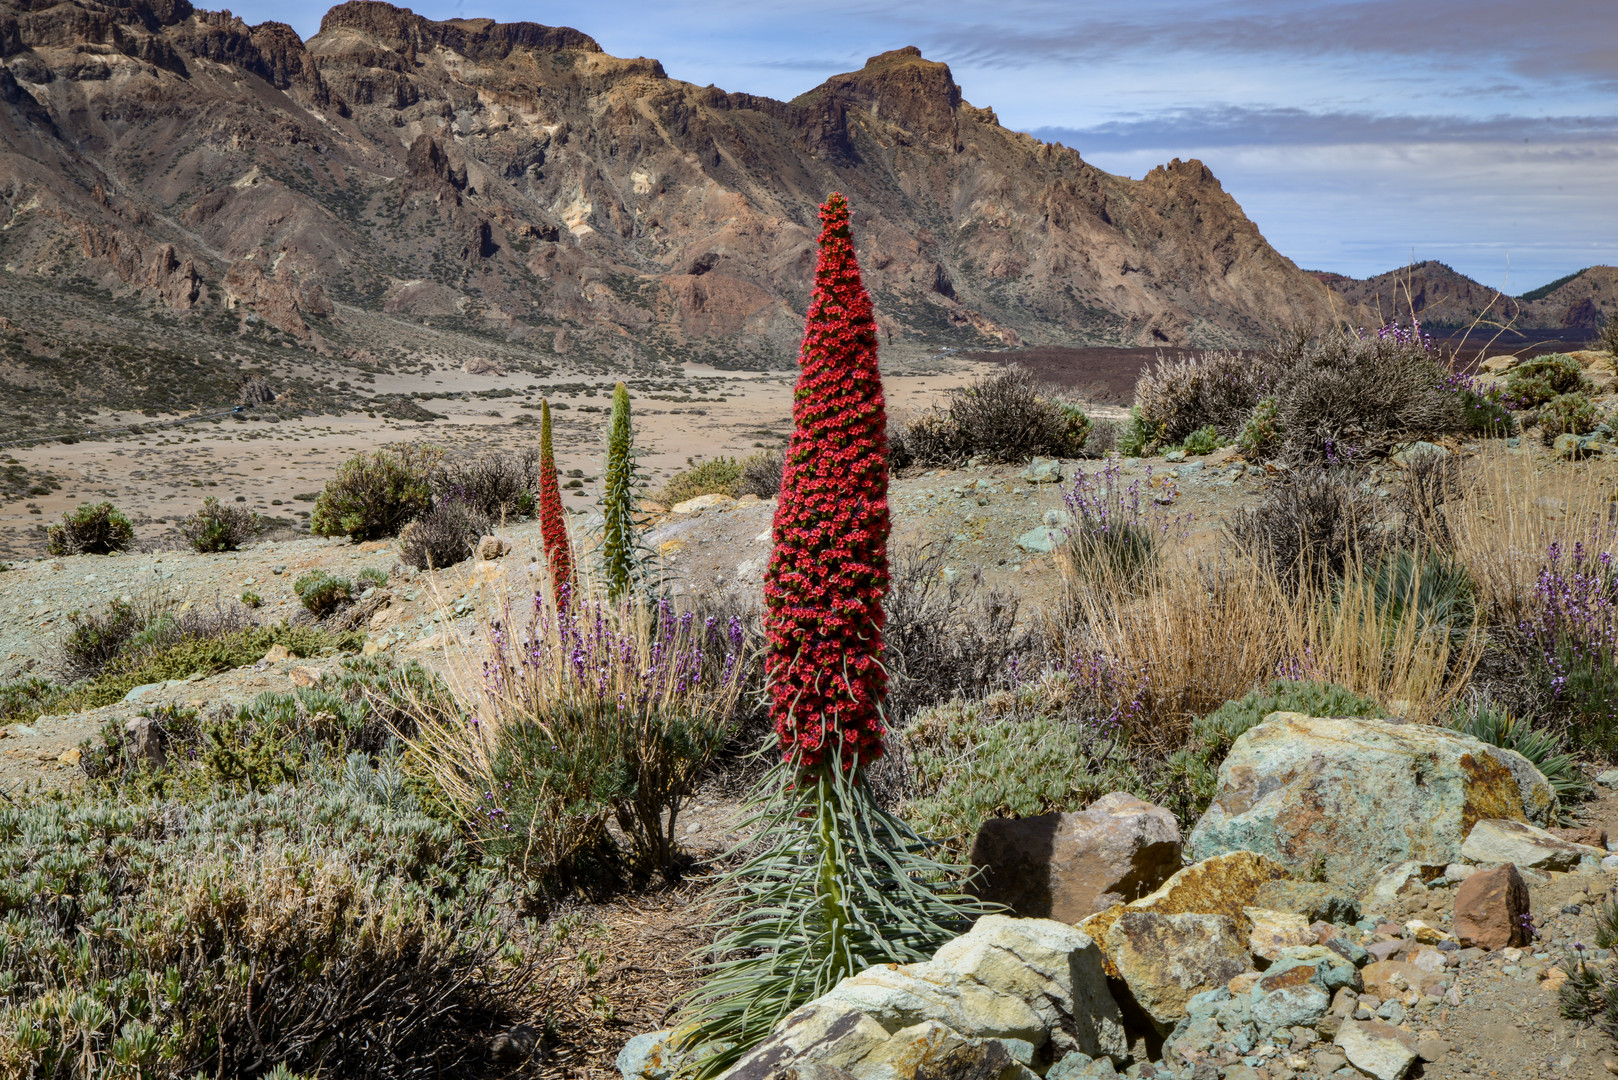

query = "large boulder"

[
  {"left": 1103, "top": 912, "right": 1249, "bottom": 1032},
  {"left": 717, "top": 916, "right": 1125, "bottom": 1079},
  {"left": 968, "top": 793, "right": 1182, "bottom": 922},
  {"left": 1187, "top": 714, "right": 1555, "bottom": 890}
]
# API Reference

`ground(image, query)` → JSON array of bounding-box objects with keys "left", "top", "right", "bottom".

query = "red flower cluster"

[
  {"left": 538, "top": 399, "right": 574, "bottom": 605},
  {"left": 764, "top": 192, "right": 891, "bottom": 775}
]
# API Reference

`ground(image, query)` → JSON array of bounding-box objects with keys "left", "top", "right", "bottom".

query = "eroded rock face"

[
  {"left": 968, "top": 793, "right": 1182, "bottom": 923},
  {"left": 716, "top": 916, "right": 1124, "bottom": 1080},
  {"left": 1188, "top": 714, "right": 1555, "bottom": 891},
  {"left": 0, "top": 0, "right": 1351, "bottom": 357},
  {"left": 1103, "top": 912, "right": 1248, "bottom": 1032}
]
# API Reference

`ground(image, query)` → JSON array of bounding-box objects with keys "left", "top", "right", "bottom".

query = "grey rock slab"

[{"left": 1460, "top": 818, "right": 1603, "bottom": 871}]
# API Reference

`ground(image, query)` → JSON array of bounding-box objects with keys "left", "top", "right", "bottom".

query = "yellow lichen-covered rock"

[{"left": 1079, "top": 851, "right": 1292, "bottom": 976}]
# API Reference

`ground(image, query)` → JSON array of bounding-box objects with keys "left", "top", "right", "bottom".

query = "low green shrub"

[
  {"left": 1237, "top": 395, "right": 1283, "bottom": 459},
  {"left": 356, "top": 566, "right": 389, "bottom": 589},
  {"left": 0, "top": 677, "right": 59, "bottom": 724},
  {"left": 178, "top": 496, "right": 260, "bottom": 552},
  {"left": 1539, "top": 392, "right": 1598, "bottom": 444},
  {"left": 46, "top": 501, "right": 134, "bottom": 556},
  {"left": 899, "top": 687, "right": 1146, "bottom": 860},
  {"left": 659, "top": 456, "right": 743, "bottom": 506},
  {"left": 0, "top": 785, "right": 531, "bottom": 1079},
  {"left": 65, "top": 624, "right": 358, "bottom": 712},
  {"left": 1180, "top": 424, "right": 1224, "bottom": 456},
  {"left": 1505, "top": 354, "right": 1591, "bottom": 409},
  {"left": 84, "top": 658, "right": 453, "bottom": 799},
  {"left": 240, "top": 590, "right": 262, "bottom": 608},
  {"left": 1116, "top": 406, "right": 1165, "bottom": 457},
  {"left": 311, "top": 442, "right": 441, "bottom": 542},
  {"left": 294, "top": 569, "right": 354, "bottom": 616},
  {"left": 1191, "top": 678, "right": 1384, "bottom": 762}
]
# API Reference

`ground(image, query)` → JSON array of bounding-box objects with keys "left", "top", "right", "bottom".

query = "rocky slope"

[
  {"left": 1315, "top": 262, "right": 1618, "bottom": 332},
  {"left": 0, "top": 0, "right": 1341, "bottom": 382}
]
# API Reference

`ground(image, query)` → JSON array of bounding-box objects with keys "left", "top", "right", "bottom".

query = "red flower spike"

[
  {"left": 763, "top": 192, "right": 891, "bottom": 776},
  {"left": 537, "top": 398, "right": 574, "bottom": 605}
]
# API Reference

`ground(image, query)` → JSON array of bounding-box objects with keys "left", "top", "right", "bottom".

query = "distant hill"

[
  {"left": 1314, "top": 261, "right": 1617, "bottom": 331},
  {"left": 0, "top": 0, "right": 1345, "bottom": 369}
]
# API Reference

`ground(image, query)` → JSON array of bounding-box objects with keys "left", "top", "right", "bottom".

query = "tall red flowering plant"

[
  {"left": 537, "top": 399, "right": 574, "bottom": 605},
  {"left": 675, "top": 195, "right": 985, "bottom": 1078},
  {"left": 764, "top": 191, "right": 891, "bottom": 776}
]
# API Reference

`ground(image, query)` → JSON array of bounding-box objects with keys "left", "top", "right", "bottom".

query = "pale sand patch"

[{"left": 1, "top": 359, "right": 1027, "bottom": 558}]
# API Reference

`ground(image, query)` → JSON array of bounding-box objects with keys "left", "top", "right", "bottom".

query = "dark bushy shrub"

[
  {"left": 1227, "top": 468, "right": 1389, "bottom": 587},
  {"left": 881, "top": 542, "right": 1024, "bottom": 728},
  {"left": 59, "top": 597, "right": 150, "bottom": 681},
  {"left": 294, "top": 570, "right": 355, "bottom": 616},
  {"left": 1601, "top": 312, "right": 1618, "bottom": 359},
  {"left": 1134, "top": 351, "right": 1263, "bottom": 447},
  {"left": 434, "top": 448, "right": 542, "bottom": 522},
  {"left": 1085, "top": 419, "right": 1119, "bottom": 457},
  {"left": 398, "top": 500, "right": 489, "bottom": 571},
  {"left": 1539, "top": 392, "right": 1598, "bottom": 444},
  {"left": 46, "top": 501, "right": 134, "bottom": 556},
  {"left": 739, "top": 449, "right": 784, "bottom": 498},
  {"left": 311, "top": 443, "right": 441, "bottom": 542},
  {"left": 892, "top": 366, "right": 1089, "bottom": 467},
  {"left": 1270, "top": 334, "right": 1468, "bottom": 463},
  {"left": 179, "top": 496, "right": 261, "bottom": 552}
]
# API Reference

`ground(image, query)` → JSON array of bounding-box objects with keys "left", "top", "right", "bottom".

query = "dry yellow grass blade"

[{"left": 1447, "top": 445, "right": 1618, "bottom": 625}]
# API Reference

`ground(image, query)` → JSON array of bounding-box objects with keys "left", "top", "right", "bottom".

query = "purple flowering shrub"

[
  {"left": 412, "top": 587, "right": 747, "bottom": 885},
  {"left": 1520, "top": 539, "right": 1618, "bottom": 753},
  {"left": 1058, "top": 459, "right": 1181, "bottom": 586}
]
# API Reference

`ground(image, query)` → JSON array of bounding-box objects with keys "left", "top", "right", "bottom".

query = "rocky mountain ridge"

[
  {"left": 1313, "top": 262, "right": 1618, "bottom": 333},
  {"left": 0, "top": 0, "right": 1344, "bottom": 371}
]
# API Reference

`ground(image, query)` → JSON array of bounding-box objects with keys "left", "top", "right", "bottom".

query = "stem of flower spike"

[{"left": 812, "top": 768, "right": 850, "bottom": 979}]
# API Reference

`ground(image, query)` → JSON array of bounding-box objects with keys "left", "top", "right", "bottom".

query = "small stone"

[
  {"left": 1597, "top": 769, "right": 1618, "bottom": 789},
  {"left": 263, "top": 644, "right": 292, "bottom": 663},
  {"left": 272, "top": 565, "right": 286, "bottom": 575},
  {"left": 1015, "top": 525, "right": 1063, "bottom": 554},
  {"left": 1415, "top": 1037, "right": 1449, "bottom": 1062},
  {"left": 1335, "top": 1020, "right": 1419, "bottom": 1080},
  {"left": 56, "top": 747, "right": 80, "bottom": 767},
  {"left": 1246, "top": 907, "right": 1317, "bottom": 962},
  {"left": 1105, "top": 911, "right": 1249, "bottom": 1031},
  {"left": 476, "top": 535, "right": 510, "bottom": 561},
  {"left": 121, "top": 682, "right": 165, "bottom": 703},
  {"left": 289, "top": 665, "right": 323, "bottom": 688},
  {"left": 969, "top": 793, "right": 1182, "bottom": 922},
  {"left": 671, "top": 493, "right": 736, "bottom": 513}
]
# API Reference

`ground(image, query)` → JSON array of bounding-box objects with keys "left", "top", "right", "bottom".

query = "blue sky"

[{"left": 252, "top": 0, "right": 1617, "bottom": 291}]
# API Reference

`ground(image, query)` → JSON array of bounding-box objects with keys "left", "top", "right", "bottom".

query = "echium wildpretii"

[
  {"left": 600, "top": 382, "right": 639, "bottom": 600},
  {"left": 763, "top": 191, "right": 890, "bottom": 775},
  {"left": 537, "top": 399, "right": 573, "bottom": 605}
]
